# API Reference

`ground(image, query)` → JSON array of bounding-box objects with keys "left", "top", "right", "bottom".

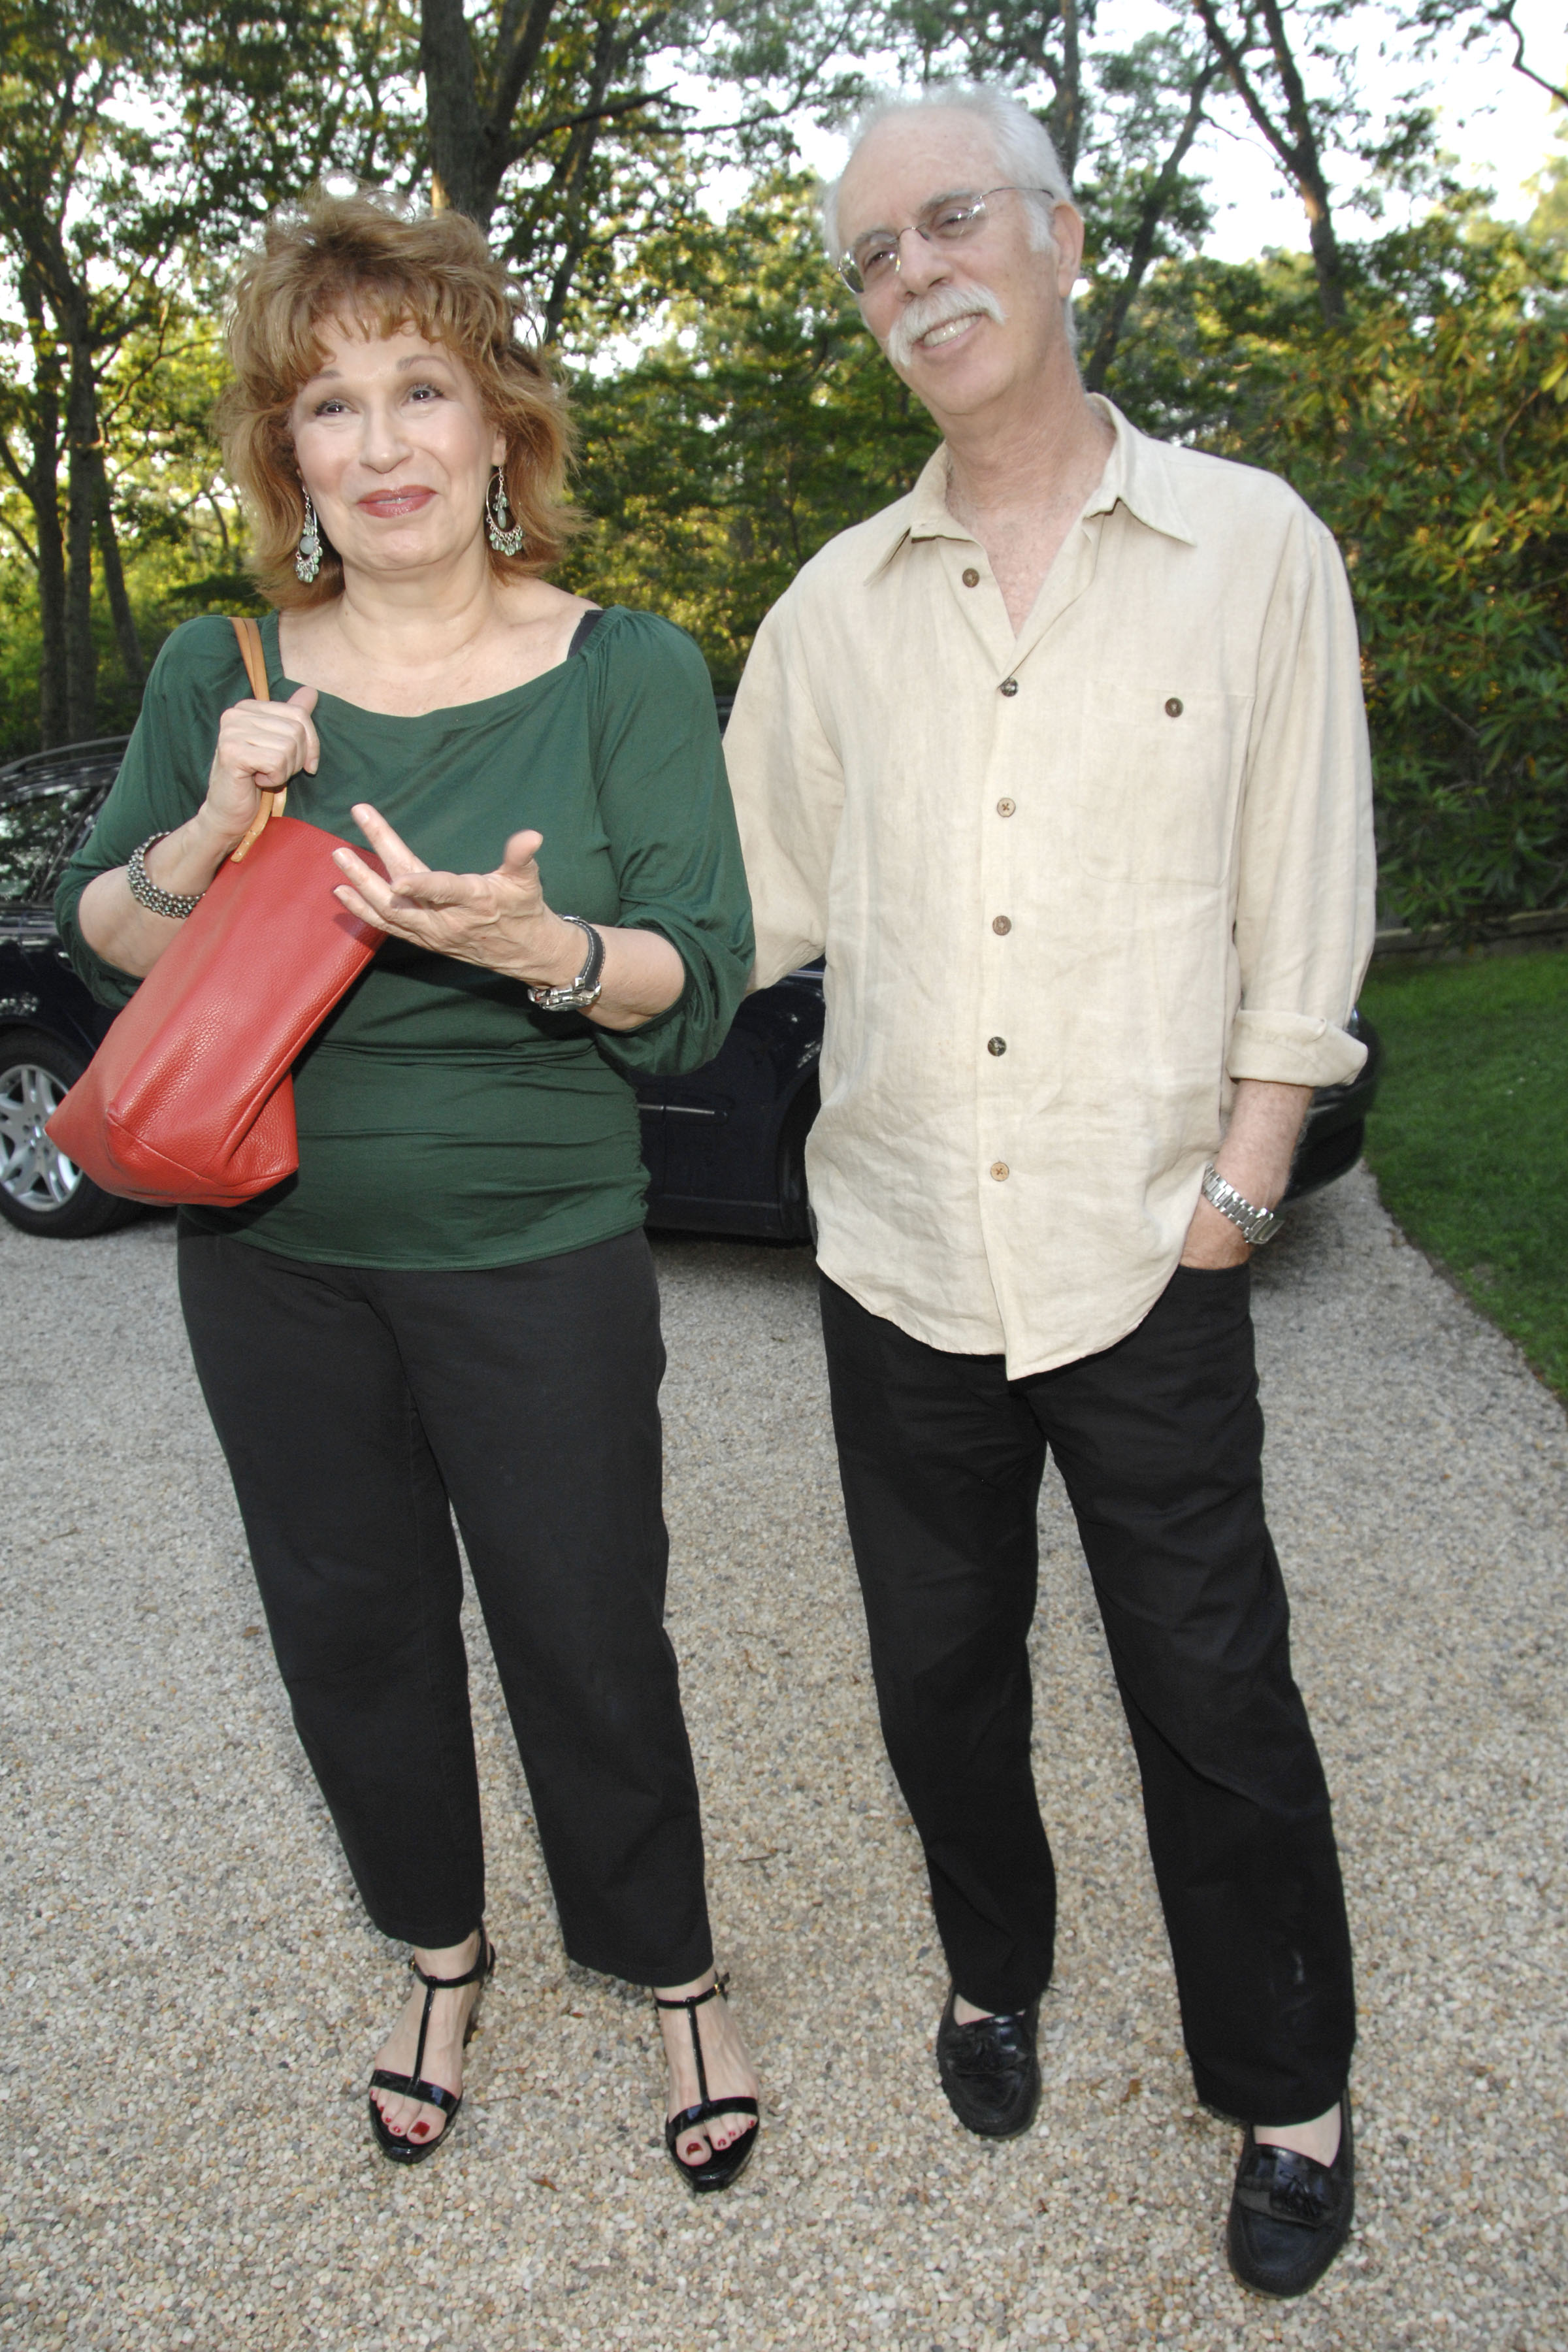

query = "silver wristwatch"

[
  {"left": 1201, "top": 1163, "right": 1282, "bottom": 1247},
  {"left": 527, "top": 916, "right": 605, "bottom": 1012}
]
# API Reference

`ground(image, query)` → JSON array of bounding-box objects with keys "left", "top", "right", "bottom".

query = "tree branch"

[
  {"left": 1192, "top": 0, "right": 1348, "bottom": 321},
  {"left": 508, "top": 84, "right": 678, "bottom": 164},
  {"left": 1490, "top": 0, "right": 1568, "bottom": 107},
  {"left": 486, "top": 0, "right": 563, "bottom": 155},
  {"left": 1085, "top": 59, "right": 1220, "bottom": 391}
]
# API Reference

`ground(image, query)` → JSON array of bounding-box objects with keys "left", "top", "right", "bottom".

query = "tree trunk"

[
  {"left": 14, "top": 276, "right": 69, "bottom": 746},
  {"left": 421, "top": 0, "right": 561, "bottom": 231},
  {"left": 1256, "top": 0, "right": 1347, "bottom": 324},
  {"left": 31, "top": 408, "right": 69, "bottom": 749},
  {"left": 90, "top": 446, "right": 144, "bottom": 691},
  {"left": 421, "top": 0, "right": 487, "bottom": 219},
  {"left": 538, "top": 9, "right": 615, "bottom": 343},
  {"left": 1084, "top": 63, "right": 1217, "bottom": 392},
  {"left": 1193, "top": 0, "right": 1348, "bottom": 326},
  {"left": 1301, "top": 181, "right": 1348, "bottom": 326},
  {"left": 1051, "top": 0, "right": 1084, "bottom": 181},
  {"left": 63, "top": 342, "right": 99, "bottom": 740}
]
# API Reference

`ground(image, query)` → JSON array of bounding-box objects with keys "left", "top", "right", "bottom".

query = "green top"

[{"left": 56, "top": 607, "right": 755, "bottom": 1270}]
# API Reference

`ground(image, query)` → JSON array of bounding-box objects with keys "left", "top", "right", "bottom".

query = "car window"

[{"left": 0, "top": 773, "right": 116, "bottom": 906}]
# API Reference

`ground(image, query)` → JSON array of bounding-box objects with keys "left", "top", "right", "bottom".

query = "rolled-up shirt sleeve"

[
  {"left": 1227, "top": 508, "right": 1376, "bottom": 1090},
  {"left": 723, "top": 590, "right": 845, "bottom": 992}
]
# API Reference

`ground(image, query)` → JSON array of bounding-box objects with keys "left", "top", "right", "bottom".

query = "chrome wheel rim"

[{"left": 0, "top": 1060, "right": 83, "bottom": 1212}]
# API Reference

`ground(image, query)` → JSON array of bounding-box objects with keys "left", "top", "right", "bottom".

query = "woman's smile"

[{"left": 356, "top": 485, "right": 437, "bottom": 517}]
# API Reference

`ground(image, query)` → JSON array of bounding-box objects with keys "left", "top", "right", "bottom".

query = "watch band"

[
  {"left": 1201, "top": 1163, "right": 1283, "bottom": 1247},
  {"left": 527, "top": 916, "right": 605, "bottom": 1011},
  {"left": 127, "top": 833, "right": 205, "bottom": 920}
]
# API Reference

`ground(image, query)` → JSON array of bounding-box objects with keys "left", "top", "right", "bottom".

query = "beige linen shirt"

[{"left": 723, "top": 398, "right": 1377, "bottom": 1379}]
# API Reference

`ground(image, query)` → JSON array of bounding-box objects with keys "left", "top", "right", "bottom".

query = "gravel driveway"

[{"left": 2, "top": 1165, "right": 1565, "bottom": 2352}]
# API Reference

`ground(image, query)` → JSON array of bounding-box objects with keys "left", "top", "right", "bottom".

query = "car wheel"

[{"left": 0, "top": 1028, "right": 139, "bottom": 1238}]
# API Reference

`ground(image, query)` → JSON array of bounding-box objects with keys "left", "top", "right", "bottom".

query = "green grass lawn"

[{"left": 1358, "top": 948, "right": 1568, "bottom": 1405}]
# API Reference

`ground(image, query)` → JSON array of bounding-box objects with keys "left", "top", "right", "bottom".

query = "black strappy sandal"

[
  {"left": 655, "top": 1974, "right": 759, "bottom": 2194},
  {"left": 368, "top": 1930, "right": 496, "bottom": 2166}
]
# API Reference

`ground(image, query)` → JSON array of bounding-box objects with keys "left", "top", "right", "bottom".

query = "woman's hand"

[
  {"left": 76, "top": 683, "right": 324, "bottom": 980},
  {"left": 202, "top": 685, "right": 321, "bottom": 849},
  {"left": 330, "top": 802, "right": 687, "bottom": 1030},
  {"left": 330, "top": 803, "right": 584, "bottom": 989}
]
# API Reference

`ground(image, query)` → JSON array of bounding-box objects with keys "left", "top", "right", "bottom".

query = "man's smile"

[{"left": 917, "top": 312, "right": 985, "bottom": 350}]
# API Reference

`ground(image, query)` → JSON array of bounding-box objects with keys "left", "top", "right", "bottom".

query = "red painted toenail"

[{"left": 412, "top": 2123, "right": 429, "bottom": 2138}]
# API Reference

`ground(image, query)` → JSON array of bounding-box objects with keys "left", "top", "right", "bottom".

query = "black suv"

[
  {"left": 0, "top": 740, "right": 1382, "bottom": 1242},
  {"left": 0, "top": 740, "right": 139, "bottom": 1235}
]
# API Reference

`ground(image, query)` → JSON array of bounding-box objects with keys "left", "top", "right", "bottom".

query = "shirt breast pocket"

[{"left": 1069, "top": 678, "right": 1250, "bottom": 889}]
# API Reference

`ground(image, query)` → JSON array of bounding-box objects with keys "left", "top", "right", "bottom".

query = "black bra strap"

[{"left": 568, "top": 606, "right": 607, "bottom": 659}]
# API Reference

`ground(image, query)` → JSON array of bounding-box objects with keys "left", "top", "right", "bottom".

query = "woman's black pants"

[
  {"left": 819, "top": 1262, "right": 1356, "bottom": 2127},
  {"left": 178, "top": 1226, "right": 712, "bottom": 1987}
]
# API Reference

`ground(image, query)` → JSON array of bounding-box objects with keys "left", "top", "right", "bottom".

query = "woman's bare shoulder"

[{"left": 493, "top": 577, "right": 598, "bottom": 629}]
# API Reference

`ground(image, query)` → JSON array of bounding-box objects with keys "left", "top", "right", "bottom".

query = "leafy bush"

[
  {"left": 575, "top": 183, "right": 1568, "bottom": 939},
  {"left": 1109, "top": 205, "right": 1568, "bottom": 935}
]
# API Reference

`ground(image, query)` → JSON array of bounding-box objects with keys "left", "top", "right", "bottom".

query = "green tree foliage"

[
  {"left": 1090, "top": 202, "right": 1568, "bottom": 932},
  {"left": 1528, "top": 110, "right": 1567, "bottom": 248},
  {"left": 0, "top": 0, "right": 374, "bottom": 745},
  {"left": 566, "top": 175, "right": 936, "bottom": 681},
  {"left": 417, "top": 0, "right": 727, "bottom": 346},
  {"left": 0, "top": 0, "right": 1561, "bottom": 949},
  {"left": 574, "top": 170, "right": 1566, "bottom": 934}
]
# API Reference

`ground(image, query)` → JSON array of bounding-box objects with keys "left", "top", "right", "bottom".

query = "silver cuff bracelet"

[{"left": 127, "top": 833, "right": 205, "bottom": 921}]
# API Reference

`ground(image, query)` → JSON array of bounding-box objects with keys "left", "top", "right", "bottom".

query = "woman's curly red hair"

[{"left": 216, "top": 188, "right": 577, "bottom": 608}]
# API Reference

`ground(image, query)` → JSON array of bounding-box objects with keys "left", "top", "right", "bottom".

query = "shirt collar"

[{"left": 862, "top": 394, "right": 1197, "bottom": 583}]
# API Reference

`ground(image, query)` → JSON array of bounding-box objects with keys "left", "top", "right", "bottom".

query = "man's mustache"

[{"left": 885, "top": 281, "right": 1008, "bottom": 371}]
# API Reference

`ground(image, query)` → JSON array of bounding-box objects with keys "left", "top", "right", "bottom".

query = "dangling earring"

[
  {"left": 295, "top": 491, "right": 322, "bottom": 584},
  {"left": 485, "top": 468, "right": 525, "bottom": 556}
]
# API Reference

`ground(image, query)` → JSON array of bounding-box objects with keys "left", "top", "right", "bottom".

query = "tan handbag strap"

[
  {"left": 231, "top": 614, "right": 269, "bottom": 702},
  {"left": 227, "top": 614, "right": 287, "bottom": 862}
]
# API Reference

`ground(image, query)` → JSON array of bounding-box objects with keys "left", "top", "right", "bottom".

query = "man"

[{"left": 723, "top": 84, "right": 1375, "bottom": 2298}]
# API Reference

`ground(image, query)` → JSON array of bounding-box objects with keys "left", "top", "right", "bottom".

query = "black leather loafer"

[
  {"left": 935, "top": 1985, "right": 1042, "bottom": 2138},
  {"left": 1227, "top": 2092, "right": 1354, "bottom": 2298}
]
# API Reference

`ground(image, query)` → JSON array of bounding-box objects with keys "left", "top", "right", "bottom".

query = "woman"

[{"left": 56, "top": 191, "right": 760, "bottom": 2190}]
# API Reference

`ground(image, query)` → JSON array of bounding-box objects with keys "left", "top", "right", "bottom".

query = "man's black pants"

[
  {"left": 820, "top": 1262, "right": 1355, "bottom": 2125},
  {"left": 178, "top": 1226, "right": 712, "bottom": 1987}
]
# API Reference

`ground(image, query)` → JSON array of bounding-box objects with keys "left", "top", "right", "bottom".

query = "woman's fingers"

[
  {"left": 349, "top": 802, "right": 429, "bottom": 877},
  {"left": 331, "top": 844, "right": 470, "bottom": 911},
  {"left": 329, "top": 819, "right": 555, "bottom": 975},
  {"left": 331, "top": 879, "right": 387, "bottom": 932},
  {"left": 285, "top": 685, "right": 321, "bottom": 775},
  {"left": 330, "top": 853, "right": 483, "bottom": 943},
  {"left": 216, "top": 695, "right": 320, "bottom": 790},
  {"left": 498, "top": 828, "right": 545, "bottom": 877}
]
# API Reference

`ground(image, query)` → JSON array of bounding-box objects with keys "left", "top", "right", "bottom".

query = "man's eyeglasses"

[{"left": 836, "top": 186, "right": 1051, "bottom": 297}]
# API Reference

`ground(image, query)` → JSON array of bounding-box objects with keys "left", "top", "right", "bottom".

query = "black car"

[{"left": 0, "top": 739, "right": 1380, "bottom": 1242}]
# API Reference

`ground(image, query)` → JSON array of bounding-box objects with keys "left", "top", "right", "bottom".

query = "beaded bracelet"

[{"left": 127, "top": 833, "right": 205, "bottom": 921}]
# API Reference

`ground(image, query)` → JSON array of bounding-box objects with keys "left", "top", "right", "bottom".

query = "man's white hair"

[{"left": 820, "top": 83, "right": 1073, "bottom": 264}]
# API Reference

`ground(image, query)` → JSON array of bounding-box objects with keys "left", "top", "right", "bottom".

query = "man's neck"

[{"left": 939, "top": 378, "right": 1115, "bottom": 636}]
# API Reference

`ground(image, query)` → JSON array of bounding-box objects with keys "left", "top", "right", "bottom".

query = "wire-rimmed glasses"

[{"left": 836, "top": 186, "right": 1051, "bottom": 296}]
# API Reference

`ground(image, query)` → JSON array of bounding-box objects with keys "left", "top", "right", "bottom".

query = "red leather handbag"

[{"left": 46, "top": 618, "right": 386, "bottom": 1207}]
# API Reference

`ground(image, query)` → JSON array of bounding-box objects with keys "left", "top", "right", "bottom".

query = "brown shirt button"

[
  {"left": 962, "top": 567, "right": 980, "bottom": 587},
  {"left": 992, "top": 915, "right": 1011, "bottom": 935},
  {"left": 1000, "top": 678, "right": 1019, "bottom": 697},
  {"left": 1165, "top": 696, "right": 1183, "bottom": 717},
  {"left": 990, "top": 1161, "right": 1010, "bottom": 1181},
  {"left": 987, "top": 1037, "right": 1007, "bottom": 1056},
  {"left": 996, "top": 798, "right": 1016, "bottom": 817}
]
